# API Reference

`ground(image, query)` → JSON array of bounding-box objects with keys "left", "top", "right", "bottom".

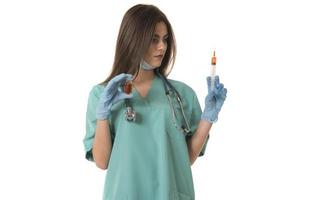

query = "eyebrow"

[{"left": 154, "top": 34, "right": 169, "bottom": 38}]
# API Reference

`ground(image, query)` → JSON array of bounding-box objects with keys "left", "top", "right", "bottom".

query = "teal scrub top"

[{"left": 83, "top": 75, "right": 209, "bottom": 200}]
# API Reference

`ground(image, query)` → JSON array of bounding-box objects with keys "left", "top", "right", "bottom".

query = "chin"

[{"left": 151, "top": 62, "right": 162, "bottom": 68}]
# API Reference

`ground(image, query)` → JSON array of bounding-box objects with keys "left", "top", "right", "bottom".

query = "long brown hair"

[{"left": 100, "top": 4, "right": 176, "bottom": 85}]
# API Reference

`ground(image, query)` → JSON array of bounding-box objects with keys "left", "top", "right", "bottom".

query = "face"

[{"left": 143, "top": 22, "right": 168, "bottom": 68}]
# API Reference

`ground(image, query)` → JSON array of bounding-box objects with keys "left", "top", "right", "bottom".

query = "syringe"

[{"left": 211, "top": 51, "right": 217, "bottom": 91}]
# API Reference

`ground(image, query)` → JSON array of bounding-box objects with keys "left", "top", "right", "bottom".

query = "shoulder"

[
  {"left": 88, "top": 84, "right": 105, "bottom": 100},
  {"left": 166, "top": 78, "right": 197, "bottom": 96},
  {"left": 166, "top": 78, "right": 201, "bottom": 109}
]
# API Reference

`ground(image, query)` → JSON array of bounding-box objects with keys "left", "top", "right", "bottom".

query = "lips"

[{"left": 154, "top": 55, "right": 163, "bottom": 58}]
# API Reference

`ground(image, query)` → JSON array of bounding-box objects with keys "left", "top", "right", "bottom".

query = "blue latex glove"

[
  {"left": 96, "top": 73, "right": 134, "bottom": 120},
  {"left": 201, "top": 75, "right": 227, "bottom": 123}
]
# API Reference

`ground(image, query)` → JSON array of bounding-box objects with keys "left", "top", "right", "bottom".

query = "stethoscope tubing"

[
  {"left": 123, "top": 69, "right": 192, "bottom": 136},
  {"left": 155, "top": 69, "right": 191, "bottom": 135}
]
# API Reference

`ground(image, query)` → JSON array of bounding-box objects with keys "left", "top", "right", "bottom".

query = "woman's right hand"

[{"left": 96, "top": 73, "right": 134, "bottom": 120}]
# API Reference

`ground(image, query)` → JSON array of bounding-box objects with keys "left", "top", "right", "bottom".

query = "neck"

[{"left": 133, "top": 68, "right": 156, "bottom": 84}]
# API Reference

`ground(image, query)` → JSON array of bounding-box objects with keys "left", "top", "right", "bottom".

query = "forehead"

[{"left": 154, "top": 22, "right": 168, "bottom": 36}]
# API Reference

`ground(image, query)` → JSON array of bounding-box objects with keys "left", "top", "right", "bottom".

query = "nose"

[{"left": 156, "top": 39, "right": 166, "bottom": 51}]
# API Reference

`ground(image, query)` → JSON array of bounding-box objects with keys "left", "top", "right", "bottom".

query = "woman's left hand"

[{"left": 201, "top": 75, "right": 227, "bottom": 123}]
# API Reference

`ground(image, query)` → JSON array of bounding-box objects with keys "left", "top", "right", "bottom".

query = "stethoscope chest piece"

[{"left": 125, "top": 106, "right": 136, "bottom": 122}]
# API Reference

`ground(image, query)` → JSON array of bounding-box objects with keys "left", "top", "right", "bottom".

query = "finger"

[
  {"left": 108, "top": 74, "right": 133, "bottom": 91},
  {"left": 122, "top": 73, "right": 134, "bottom": 82},
  {"left": 112, "top": 73, "right": 126, "bottom": 82},
  {"left": 117, "top": 92, "right": 134, "bottom": 101},
  {"left": 224, "top": 88, "right": 227, "bottom": 94},
  {"left": 118, "top": 85, "right": 123, "bottom": 93},
  {"left": 113, "top": 73, "right": 133, "bottom": 84},
  {"left": 214, "top": 87, "right": 220, "bottom": 96},
  {"left": 124, "top": 93, "right": 134, "bottom": 99},
  {"left": 206, "top": 76, "right": 211, "bottom": 91},
  {"left": 104, "top": 83, "right": 117, "bottom": 96},
  {"left": 214, "top": 84, "right": 224, "bottom": 97},
  {"left": 214, "top": 76, "right": 220, "bottom": 88},
  {"left": 106, "top": 81, "right": 119, "bottom": 92},
  {"left": 221, "top": 88, "right": 227, "bottom": 99},
  {"left": 105, "top": 74, "right": 125, "bottom": 91},
  {"left": 217, "top": 83, "right": 224, "bottom": 90}
]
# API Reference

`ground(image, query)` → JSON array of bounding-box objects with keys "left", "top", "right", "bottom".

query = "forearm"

[
  {"left": 187, "top": 120, "right": 212, "bottom": 165},
  {"left": 92, "top": 119, "right": 113, "bottom": 170}
]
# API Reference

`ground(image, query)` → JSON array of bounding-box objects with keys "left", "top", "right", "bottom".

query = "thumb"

[
  {"left": 124, "top": 93, "right": 133, "bottom": 99},
  {"left": 118, "top": 92, "right": 133, "bottom": 100}
]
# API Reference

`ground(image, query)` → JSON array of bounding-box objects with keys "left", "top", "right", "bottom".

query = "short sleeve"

[
  {"left": 83, "top": 84, "right": 115, "bottom": 162},
  {"left": 188, "top": 90, "right": 210, "bottom": 157}
]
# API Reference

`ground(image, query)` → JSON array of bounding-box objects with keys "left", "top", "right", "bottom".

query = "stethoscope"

[{"left": 124, "top": 68, "right": 192, "bottom": 136}]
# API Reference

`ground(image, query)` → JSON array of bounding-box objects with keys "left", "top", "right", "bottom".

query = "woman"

[{"left": 83, "top": 4, "right": 227, "bottom": 200}]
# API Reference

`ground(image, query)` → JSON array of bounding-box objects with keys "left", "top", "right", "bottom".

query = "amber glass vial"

[{"left": 123, "top": 80, "right": 133, "bottom": 94}]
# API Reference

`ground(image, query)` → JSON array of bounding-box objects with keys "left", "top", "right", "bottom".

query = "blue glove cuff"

[
  {"left": 96, "top": 103, "right": 112, "bottom": 120},
  {"left": 201, "top": 111, "right": 218, "bottom": 124}
]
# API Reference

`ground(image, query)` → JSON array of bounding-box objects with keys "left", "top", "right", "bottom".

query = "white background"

[{"left": 0, "top": 0, "right": 317, "bottom": 199}]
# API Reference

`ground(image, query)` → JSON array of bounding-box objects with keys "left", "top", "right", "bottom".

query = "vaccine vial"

[{"left": 123, "top": 80, "right": 133, "bottom": 94}]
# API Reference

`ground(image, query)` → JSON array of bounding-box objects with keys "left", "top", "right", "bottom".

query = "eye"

[{"left": 152, "top": 38, "right": 159, "bottom": 43}]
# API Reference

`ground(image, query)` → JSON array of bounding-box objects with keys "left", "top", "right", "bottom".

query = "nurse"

[{"left": 83, "top": 4, "right": 227, "bottom": 200}]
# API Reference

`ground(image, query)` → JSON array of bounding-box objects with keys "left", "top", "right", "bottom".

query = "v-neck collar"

[{"left": 132, "top": 75, "right": 158, "bottom": 101}]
